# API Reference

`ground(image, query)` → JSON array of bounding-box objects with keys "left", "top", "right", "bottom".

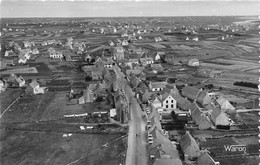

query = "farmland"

[{"left": 1, "top": 15, "right": 259, "bottom": 165}]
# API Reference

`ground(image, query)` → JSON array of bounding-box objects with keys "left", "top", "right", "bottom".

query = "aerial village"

[{"left": 0, "top": 17, "right": 259, "bottom": 165}]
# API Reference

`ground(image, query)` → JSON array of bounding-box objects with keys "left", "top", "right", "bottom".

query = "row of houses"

[
  {"left": 128, "top": 71, "right": 234, "bottom": 129},
  {"left": 146, "top": 104, "right": 219, "bottom": 165}
]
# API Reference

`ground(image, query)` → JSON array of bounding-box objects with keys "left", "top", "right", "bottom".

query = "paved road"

[{"left": 113, "top": 66, "right": 148, "bottom": 165}]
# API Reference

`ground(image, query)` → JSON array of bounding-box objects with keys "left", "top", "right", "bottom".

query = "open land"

[{"left": 1, "top": 16, "right": 259, "bottom": 165}]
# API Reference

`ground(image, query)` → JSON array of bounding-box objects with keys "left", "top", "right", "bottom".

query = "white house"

[
  {"left": 18, "top": 56, "right": 27, "bottom": 64},
  {"left": 160, "top": 92, "right": 177, "bottom": 110},
  {"left": 187, "top": 59, "right": 200, "bottom": 66},
  {"left": 27, "top": 80, "right": 48, "bottom": 94},
  {"left": 50, "top": 51, "right": 63, "bottom": 59},
  {"left": 15, "top": 76, "right": 25, "bottom": 87},
  {"left": 192, "top": 37, "right": 199, "bottom": 41},
  {"left": 151, "top": 97, "right": 162, "bottom": 109},
  {"left": 109, "top": 41, "right": 115, "bottom": 47},
  {"left": 0, "top": 79, "right": 7, "bottom": 93},
  {"left": 149, "top": 82, "right": 167, "bottom": 92},
  {"left": 122, "top": 39, "right": 129, "bottom": 46}
]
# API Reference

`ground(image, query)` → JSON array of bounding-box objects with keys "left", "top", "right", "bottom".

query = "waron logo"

[{"left": 224, "top": 145, "right": 247, "bottom": 154}]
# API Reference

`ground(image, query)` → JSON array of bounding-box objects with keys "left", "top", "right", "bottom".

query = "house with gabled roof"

[
  {"left": 189, "top": 102, "right": 202, "bottom": 122},
  {"left": 197, "top": 113, "right": 212, "bottom": 130},
  {"left": 149, "top": 130, "right": 181, "bottom": 164},
  {"left": 139, "top": 56, "right": 154, "bottom": 66},
  {"left": 160, "top": 92, "right": 177, "bottom": 111},
  {"left": 172, "top": 93, "right": 191, "bottom": 111},
  {"left": 25, "top": 80, "right": 48, "bottom": 94},
  {"left": 140, "top": 88, "right": 150, "bottom": 104},
  {"left": 151, "top": 95, "right": 163, "bottom": 109},
  {"left": 109, "top": 40, "right": 115, "bottom": 47},
  {"left": 187, "top": 59, "right": 199, "bottom": 66},
  {"left": 179, "top": 131, "right": 200, "bottom": 160},
  {"left": 122, "top": 39, "right": 129, "bottom": 46},
  {"left": 103, "top": 58, "right": 115, "bottom": 68},
  {"left": 91, "top": 70, "right": 103, "bottom": 80},
  {"left": 182, "top": 86, "right": 201, "bottom": 101},
  {"left": 126, "top": 69, "right": 142, "bottom": 77},
  {"left": 197, "top": 152, "right": 220, "bottom": 165},
  {"left": 15, "top": 75, "right": 26, "bottom": 87},
  {"left": 32, "top": 48, "right": 39, "bottom": 55},
  {"left": 150, "top": 63, "right": 163, "bottom": 72},
  {"left": 0, "top": 79, "right": 8, "bottom": 93},
  {"left": 216, "top": 97, "right": 235, "bottom": 111},
  {"left": 149, "top": 81, "right": 167, "bottom": 92},
  {"left": 129, "top": 76, "right": 141, "bottom": 89},
  {"left": 210, "top": 107, "right": 230, "bottom": 127},
  {"left": 197, "top": 91, "right": 211, "bottom": 105},
  {"left": 78, "top": 88, "right": 94, "bottom": 104}
]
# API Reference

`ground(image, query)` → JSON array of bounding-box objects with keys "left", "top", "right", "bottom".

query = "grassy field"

[
  {"left": 1, "top": 92, "right": 56, "bottom": 123},
  {"left": 0, "top": 88, "right": 24, "bottom": 114},
  {"left": 0, "top": 129, "right": 126, "bottom": 165}
]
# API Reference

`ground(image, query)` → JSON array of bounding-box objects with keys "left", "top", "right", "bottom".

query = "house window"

[
  {"left": 171, "top": 105, "right": 173, "bottom": 108},
  {"left": 171, "top": 100, "right": 173, "bottom": 103},
  {"left": 166, "top": 105, "right": 168, "bottom": 108},
  {"left": 166, "top": 100, "right": 168, "bottom": 103}
]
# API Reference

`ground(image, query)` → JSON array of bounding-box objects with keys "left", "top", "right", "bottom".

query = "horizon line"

[{"left": 1, "top": 15, "right": 258, "bottom": 19}]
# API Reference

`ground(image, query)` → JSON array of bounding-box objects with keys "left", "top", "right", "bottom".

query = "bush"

[
  {"left": 233, "top": 81, "right": 258, "bottom": 89},
  {"left": 85, "top": 76, "right": 92, "bottom": 81}
]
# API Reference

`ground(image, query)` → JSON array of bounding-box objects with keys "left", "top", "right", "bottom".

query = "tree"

[{"left": 85, "top": 76, "right": 92, "bottom": 81}]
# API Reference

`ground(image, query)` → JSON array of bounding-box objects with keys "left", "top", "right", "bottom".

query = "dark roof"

[
  {"left": 190, "top": 103, "right": 202, "bottom": 122},
  {"left": 29, "top": 80, "right": 39, "bottom": 88},
  {"left": 149, "top": 130, "right": 180, "bottom": 160},
  {"left": 181, "top": 86, "right": 201, "bottom": 101},
  {"left": 179, "top": 131, "right": 199, "bottom": 154},
  {"left": 172, "top": 93, "right": 191, "bottom": 111},
  {"left": 197, "top": 152, "right": 216, "bottom": 165},
  {"left": 196, "top": 91, "right": 209, "bottom": 105},
  {"left": 210, "top": 107, "right": 221, "bottom": 124}
]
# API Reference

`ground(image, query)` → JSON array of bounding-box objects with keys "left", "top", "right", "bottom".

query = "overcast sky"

[{"left": 1, "top": 0, "right": 259, "bottom": 18}]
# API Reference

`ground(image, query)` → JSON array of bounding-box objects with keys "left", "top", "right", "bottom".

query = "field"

[
  {"left": 0, "top": 67, "right": 38, "bottom": 75},
  {"left": 0, "top": 129, "right": 126, "bottom": 165},
  {"left": 1, "top": 92, "right": 56, "bottom": 123}
]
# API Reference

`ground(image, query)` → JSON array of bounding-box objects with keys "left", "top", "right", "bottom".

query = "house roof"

[
  {"left": 197, "top": 152, "right": 216, "bottom": 165},
  {"left": 181, "top": 86, "right": 201, "bottom": 101},
  {"left": 15, "top": 76, "right": 25, "bottom": 84},
  {"left": 153, "top": 159, "right": 182, "bottom": 165},
  {"left": 197, "top": 91, "right": 209, "bottom": 104},
  {"left": 190, "top": 103, "right": 202, "bottom": 121},
  {"left": 88, "top": 83, "right": 97, "bottom": 91},
  {"left": 172, "top": 93, "right": 191, "bottom": 111},
  {"left": 149, "top": 81, "right": 167, "bottom": 89},
  {"left": 197, "top": 114, "right": 212, "bottom": 128},
  {"left": 8, "top": 73, "right": 17, "bottom": 82},
  {"left": 149, "top": 132, "right": 180, "bottom": 162},
  {"left": 188, "top": 58, "right": 199, "bottom": 63},
  {"left": 130, "top": 76, "right": 141, "bottom": 88},
  {"left": 210, "top": 107, "right": 221, "bottom": 123},
  {"left": 217, "top": 97, "right": 235, "bottom": 110},
  {"left": 179, "top": 131, "right": 199, "bottom": 153},
  {"left": 83, "top": 88, "right": 94, "bottom": 102},
  {"left": 30, "top": 80, "right": 39, "bottom": 88}
]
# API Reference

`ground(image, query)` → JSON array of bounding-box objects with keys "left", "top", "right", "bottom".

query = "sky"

[{"left": 0, "top": 0, "right": 259, "bottom": 18}]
